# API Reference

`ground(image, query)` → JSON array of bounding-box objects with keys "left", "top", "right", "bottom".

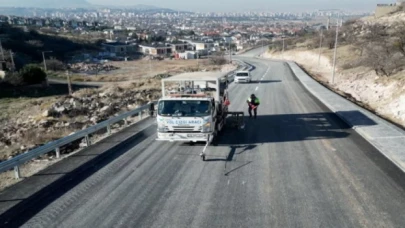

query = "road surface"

[{"left": 6, "top": 51, "right": 405, "bottom": 228}]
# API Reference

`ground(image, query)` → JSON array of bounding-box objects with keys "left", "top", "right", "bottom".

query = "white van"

[{"left": 234, "top": 71, "right": 251, "bottom": 83}]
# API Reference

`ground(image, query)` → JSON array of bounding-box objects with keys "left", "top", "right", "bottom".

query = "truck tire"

[{"left": 212, "top": 123, "right": 222, "bottom": 146}]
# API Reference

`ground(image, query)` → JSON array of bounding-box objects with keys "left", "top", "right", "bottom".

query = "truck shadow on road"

[
  {"left": 248, "top": 80, "right": 282, "bottom": 84},
  {"left": 184, "top": 111, "right": 377, "bottom": 164},
  {"left": 217, "top": 111, "right": 377, "bottom": 145}
]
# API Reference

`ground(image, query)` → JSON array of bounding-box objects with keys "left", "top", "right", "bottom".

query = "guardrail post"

[
  {"left": 55, "top": 147, "right": 60, "bottom": 159},
  {"left": 14, "top": 166, "right": 20, "bottom": 179},
  {"left": 107, "top": 124, "right": 111, "bottom": 135},
  {"left": 149, "top": 103, "right": 155, "bottom": 117},
  {"left": 85, "top": 135, "right": 91, "bottom": 146},
  {"left": 139, "top": 111, "right": 143, "bottom": 120}
]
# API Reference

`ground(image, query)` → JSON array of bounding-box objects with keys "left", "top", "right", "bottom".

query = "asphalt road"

[{"left": 13, "top": 51, "right": 405, "bottom": 227}]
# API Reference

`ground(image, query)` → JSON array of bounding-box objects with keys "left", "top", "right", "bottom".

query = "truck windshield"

[
  {"left": 236, "top": 72, "right": 249, "bottom": 77},
  {"left": 158, "top": 100, "right": 211, "bottom": 117}
]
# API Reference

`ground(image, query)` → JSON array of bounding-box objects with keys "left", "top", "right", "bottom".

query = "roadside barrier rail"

[{"left": 0, "top": 101, "right": 158, "bottom": 179}]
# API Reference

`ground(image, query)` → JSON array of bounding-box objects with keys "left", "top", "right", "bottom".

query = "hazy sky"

[{"left": 88, "top": 0, "right": 395, "bottom": 12}]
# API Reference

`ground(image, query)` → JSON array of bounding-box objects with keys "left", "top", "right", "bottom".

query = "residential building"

[
  {"left": 102, "top": 41, "right": 139, "bottom": 55},
  {"left": 139, "top": 43, "right": 172, "bottom": 56},
  {"left": 52, "top": 19, "right": 64, "bottom": 27},
  {"left": 181, "top": 40, "right": 215, "bottom": 51},
  {"left": 170, "top": 41, "right": 191, "bottom": 53},
  {"left": 375, "top": 1, "right": 405, "bottom": 18}
]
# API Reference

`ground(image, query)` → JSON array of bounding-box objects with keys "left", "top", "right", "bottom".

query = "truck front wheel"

[{"left": 211, "top": 126, "right": 220, "bottom": 146}]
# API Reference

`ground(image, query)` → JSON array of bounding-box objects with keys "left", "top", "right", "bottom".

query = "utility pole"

[
  {"left": 331, "top": 13, "right": 340, "bottom": 84},
  {"left": 261, "top": 39, "right": 264, "bottom": 55},
  {"left": 318, "top": 28, "right": 323, "bottom": 66},
  {"left": 42, "top": 51, "right": 52, "bottom": 87},
  {"left": 0, "top": 40, "right": 5, "bottom": 62},
  {"left": 42, "top": 52, "right": 47, "bottom": 71},
  {"left": 229, "top": 42, "right": 232, "bottom": 63},
  {"left": 282, "top": 34, "right": 285, "bottom": 58},
  {"left": 149, "top": 55, "right": 152, "bottom": 75},
  {"left": 196, "top": 50, "right": 199, "bottom": 70},
  {"left": 66, "top": 70, "right": 72, "bottom": 95},
  {"left": 42, "top": 51, "right": 53, "bottom": 72},
  {"left": 9, "top": 50, "right": 15, "bottom": 72},
  {"left": 0, "top": 40, "right": 5, "bottom": 71}
]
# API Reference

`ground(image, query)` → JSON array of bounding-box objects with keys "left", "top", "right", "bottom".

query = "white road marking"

[
  {"left": 255, "top": 86, "right": 258, "bottom": 91},
  {"left": 262, "top": 66, "right": 271, "bottom": 78},
  {"left": 255, "top": 66, "right": 270, "bottom": 89}
]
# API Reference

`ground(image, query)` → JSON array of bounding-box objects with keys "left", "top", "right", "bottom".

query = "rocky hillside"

[
  {"left": 264, "top": 12, "right": 405, "bottom": 128},
  {"left": 0, "top": 79, "right": 161, "bottom": 162}
]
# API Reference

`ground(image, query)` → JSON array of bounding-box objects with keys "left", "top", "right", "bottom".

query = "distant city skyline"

[{"left": 88, "top": 0, "right": 395, "bottom": 12}]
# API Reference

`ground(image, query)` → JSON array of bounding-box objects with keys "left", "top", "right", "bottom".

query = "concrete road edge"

[{"left": 284, "top": 60, "right": 405, "bottom": 174}]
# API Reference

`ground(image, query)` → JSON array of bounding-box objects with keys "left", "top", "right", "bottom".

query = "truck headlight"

[
  {"left": 157, "top": 122, "right": 168, "bottom": 132},
  {"left": 201, "top": 122, "right": 211, "bottom": 133}
]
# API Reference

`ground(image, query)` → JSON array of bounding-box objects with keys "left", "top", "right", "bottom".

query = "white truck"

[{"left": 155, "top": 71, "right": 244, "bottom": 161}]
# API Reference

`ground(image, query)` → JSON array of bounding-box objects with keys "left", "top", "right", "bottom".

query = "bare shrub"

[
  {"left": 26, "top": 40, "right": 44, "bottom": 48},
  {"left": 390, "top": 21, "right": 405, "bottom": 57},
  {"left": 354, "top": 23, "right": 405, "bottom": 76},
  {"left": 340, "top": 59, "right": 363, "bottom": 70},
  {"left": 343, "top": 18, "right": 359, "bottom": 27},
  {"left": 45, "top": 58, "right": 67, "bottom": 71},
  {"left": 4, "top": 72, "right": 24, "bottom": 86},
  {"left": 208, "top": 52, "right": 227, "bottom": 65},
  {"left": 362, "top": 43, "right": 404, "bottom": 76},
  {"left": 310, "top": 30, "right": 338, "bottom": 50}
]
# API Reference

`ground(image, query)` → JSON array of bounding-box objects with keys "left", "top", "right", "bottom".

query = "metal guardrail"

[
  {"left": 0, "top": 101, "right": 158, "bottom": 179},
  {"left": 0, "top": 63, "right": 246, "bottom": 179}
]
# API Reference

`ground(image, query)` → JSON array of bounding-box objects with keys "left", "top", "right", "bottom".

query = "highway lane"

[{"left": 13, "top": 54, "right": 405, "bottom": 227}]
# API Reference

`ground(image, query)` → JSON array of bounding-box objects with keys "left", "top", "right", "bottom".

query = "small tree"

[
  {"left": 390, "top": 21, "right": 405, "bottom": 57},
  {"left": 45, "top": 58, "right": 67, "bottom": 71},
  {"left": 362, "top": 41, "right": 403, "bottom": 77},
  {"left": 208, "top": 52, "right": 227, "bottom": 65},
  {"left": 19, "top": 64, "right": 47, "bottom": 85},
  {"left": 4, "top": 71, "right": 24, "bottom": 86}
]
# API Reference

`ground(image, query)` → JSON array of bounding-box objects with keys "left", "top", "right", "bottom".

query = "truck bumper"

[
  {"left": 156, "top": 132, "right": 213, "bottom": 142},
  {"left": 235, "top": 78, "right": 250, "bottom": 83}
]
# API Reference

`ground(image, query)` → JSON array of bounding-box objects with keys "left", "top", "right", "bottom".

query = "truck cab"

[{"left": 156, "top": 97, "right": 214, "bottom": 141}]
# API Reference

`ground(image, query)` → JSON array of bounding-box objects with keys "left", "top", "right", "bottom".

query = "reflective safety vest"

[{"left": 247, "top": 97, "right": 260, "bottom": 105}]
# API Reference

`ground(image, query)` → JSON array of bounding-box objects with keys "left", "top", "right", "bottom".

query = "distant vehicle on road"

[{"left": 234, "top": 71, "right": 251, "bottom": 83}]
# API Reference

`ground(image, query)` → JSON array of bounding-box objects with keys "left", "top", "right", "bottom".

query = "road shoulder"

[{"left": 283, "top": 60, "right": 405, "bottom": 173}]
